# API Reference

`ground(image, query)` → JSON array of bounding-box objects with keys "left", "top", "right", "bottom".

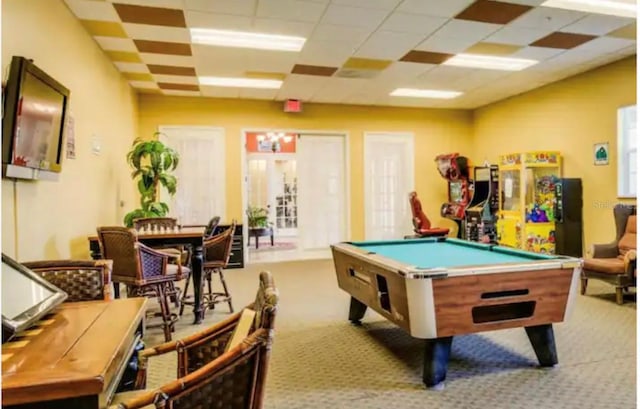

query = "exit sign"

[{"left": 284, "top": 99, "right": 302, "bottom": 113}]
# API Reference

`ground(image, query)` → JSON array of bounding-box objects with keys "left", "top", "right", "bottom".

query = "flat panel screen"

[{"left": 2, "top": 261, "right": 55, "bottom": 319}]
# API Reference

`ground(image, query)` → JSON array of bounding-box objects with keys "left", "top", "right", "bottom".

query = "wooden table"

[
  {"left": 2, "top": 298, "right": 147, "bottom": 409},
  {"left": 88, "top": 227, "right": 207, "bottom": 324},
  {"left": 248, "top": 227, "right": 274, "bottom": 249}
]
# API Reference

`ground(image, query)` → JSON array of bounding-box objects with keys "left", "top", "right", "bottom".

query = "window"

[{"left": 618, "top": 105, "right": 637, "bottom": 198}]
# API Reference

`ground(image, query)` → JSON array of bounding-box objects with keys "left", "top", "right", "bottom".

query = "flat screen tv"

[{"left": 2, "top": 56, "right": 70, "bottom": 180}]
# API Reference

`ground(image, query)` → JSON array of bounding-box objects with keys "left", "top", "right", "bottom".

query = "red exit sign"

[{"left": 284, "top": 99, "right": 302, "bottom": 113}]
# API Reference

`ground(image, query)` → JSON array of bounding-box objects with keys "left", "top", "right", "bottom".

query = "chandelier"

[{"left": 257, "top": 132, "right": 293, "bottom": 152}]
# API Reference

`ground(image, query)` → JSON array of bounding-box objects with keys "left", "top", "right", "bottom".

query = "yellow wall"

[
  {"left": 472, "top": 57, "right": 636, "bottom": 250},
  {"left": 2, "top": 0, "right": 138, "bottom": 260},
  {"left": 138, "top": 96, "right": 474, "bottom": 239}
]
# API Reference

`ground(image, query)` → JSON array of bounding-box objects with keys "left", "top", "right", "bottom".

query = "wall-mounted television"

[{"left": 2, "top": 56, "right": 70, "bottom": 181}]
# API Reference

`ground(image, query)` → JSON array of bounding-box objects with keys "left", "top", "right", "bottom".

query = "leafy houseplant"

[
  {"left": 246, "top": 206, "right": 269, "bottom": 229},
  {"left": 123, "top": 134, "right": 179, "bottom": 227}
]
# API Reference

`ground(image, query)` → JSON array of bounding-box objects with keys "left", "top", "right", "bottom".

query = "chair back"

[
  {"left": 409, "top": 191, "right": 431, "bottom": 230},
  {"left": 618, "top": 215, "right": 637, "bottom": 255},
  {"left": 203, "top": 220, "right": 236, "bottom": 267},
  {"left": 21, "top": 260, "right": 113, "bottom": 302},
  {"left": 133, "top": 217, "right": 178, "bottom": 231},
  {"left": 205, "top": 216, "right": 221, "bottom": 237},
  {"left": 613, "top": 205, "right": 637, "bottom": 242},
  {"left": 97, "top": 226, "right": 140, "bottom": 284}
]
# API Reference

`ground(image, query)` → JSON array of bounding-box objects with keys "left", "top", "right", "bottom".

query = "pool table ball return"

[{"left": 331, "top": 237, "right": 582, "bottom": 388}]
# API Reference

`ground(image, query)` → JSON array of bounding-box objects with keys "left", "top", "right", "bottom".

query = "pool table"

[{"left": 331, "top": 237, "right": 582, "bottom": 388}]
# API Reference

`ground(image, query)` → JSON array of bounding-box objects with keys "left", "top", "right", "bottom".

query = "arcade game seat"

[{"left": 409, "top": 191, "right": 450, "bottom": 238}]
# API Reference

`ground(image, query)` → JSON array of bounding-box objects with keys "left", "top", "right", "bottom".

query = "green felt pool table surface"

[{"left": 351, "top": 238, "right": 557, "bottom": 269}]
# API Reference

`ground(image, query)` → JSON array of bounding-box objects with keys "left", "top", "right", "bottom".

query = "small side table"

[{"left": 248, "top": 227, "right": 274, "bottom": 249}]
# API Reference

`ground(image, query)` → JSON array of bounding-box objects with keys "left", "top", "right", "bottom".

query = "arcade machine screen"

[{"left": 450, "top": 181, "right": 464, "bottom": 203}]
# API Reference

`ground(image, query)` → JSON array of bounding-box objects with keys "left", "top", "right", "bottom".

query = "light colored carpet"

[{"left": 142, "top": 259, "right": 637, "bottom": 409}]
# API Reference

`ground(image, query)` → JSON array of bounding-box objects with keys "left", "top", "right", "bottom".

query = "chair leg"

[
  {"left": 616, "top": 287, "right": 624, "bottom": 305},
  {"left": 156, "top": 283, "right": 173, "bottom": 342},
  {"left": 207, "top": 271, "right": 214, "bottom": 309},
  {"left": 179, "top": 272, "right": 191, "bottom": 317},
  {"left": 580, "top": 278, "right": 588, "bottom": 295},
  {"left": 218, "top": 268, "right": 234, "bottom": 313}
]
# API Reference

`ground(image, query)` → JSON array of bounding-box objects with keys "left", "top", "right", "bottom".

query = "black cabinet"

[
  {"left": 554, "top": 178, "right": 583, "bottom": 258},
  {"left": 213, "top": 223, "right": 244, "bottom": 269}
]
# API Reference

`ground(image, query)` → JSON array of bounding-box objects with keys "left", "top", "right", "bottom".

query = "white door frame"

[
  {"left": 241, "top": 128, "right": 351, "bottom": 265},
  {"left": 363, "top": 131, "right": 415, "bottom": 240}
]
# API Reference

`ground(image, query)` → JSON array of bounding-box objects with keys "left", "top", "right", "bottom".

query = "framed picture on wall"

[{"left": 594, "top": 142, "right": 609, "bottom": 166}]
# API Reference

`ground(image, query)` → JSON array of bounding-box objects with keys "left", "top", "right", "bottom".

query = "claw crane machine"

[{"left": 496, "top": 151, "right": 561, "bottom": 254}]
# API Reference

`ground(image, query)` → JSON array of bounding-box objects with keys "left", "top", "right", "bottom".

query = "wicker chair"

[
  {"left": 97, "top": 226, "right": 189, "bottom": 341},
  {"left": 179, "top": 221, "right": 236, "bottom": 317},
  {"left": 21, "top": 259, "right": 114, "bottom": 302},
  {"left": 110, "top": 271, "right": 278, "bottom": 409}
]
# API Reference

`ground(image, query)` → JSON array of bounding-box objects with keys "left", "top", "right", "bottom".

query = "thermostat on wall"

[{"left": 284, "top": 99, "right": 302, "bottom": 113}]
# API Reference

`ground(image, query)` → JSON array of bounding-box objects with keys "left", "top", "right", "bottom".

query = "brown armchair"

[
  {"left": 21, "top": 259, "right": 114, "bottom": 302},
  {"left": 581, "top": 205, "right": 637, "bottom": 304},
  {"left": 110, "top": 271, "right": 278, "bottom": 409}
]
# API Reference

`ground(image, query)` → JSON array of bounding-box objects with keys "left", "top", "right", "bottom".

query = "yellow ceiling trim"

[
  {"left": 81, "top": 19, "right": 127, "bottom": 38},
  {"left": 244, "top": 71, "right": 287, "bottom": 81},
  {"left": 465, "top": 42, "right": 522, "bottom": 56},
  {"left": 123, "top": 72, "right": 154, "bottom": 81},
  {"left": 106, "top": 51, "right": 142, "bottom": 63},
  {"left": 343, "top": 57, "right": 392, "bottom": 71}
]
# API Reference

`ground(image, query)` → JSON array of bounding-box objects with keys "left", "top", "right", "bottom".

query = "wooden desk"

[
  {"left": 2, "top": 298, "right": 147, "bottom": 409},
  {"left": 88, "top": 228, "right": 207, "bottom": 324}
]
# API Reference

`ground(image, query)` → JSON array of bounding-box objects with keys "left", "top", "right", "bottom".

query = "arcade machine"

[
  {"left": 464, "top": 165, "right": 499, "bottom": 243},
  {"left": 435, "top": 153, "right": 472, "bottom": 239}
]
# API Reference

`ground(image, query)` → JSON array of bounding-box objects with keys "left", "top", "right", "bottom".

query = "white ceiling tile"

[
  {"left": 238, "top": 88, "right": 279, "bottom": 100},
  {"left": 561, "top": 14, "right": 636, "bottom": 36},
  {"left": 129, "top": 81, "right": 159, "bottom": 89},
  {"left": 94, "top": 36, "right": 138, "bottom": 52},
  {"left": 510, "top": 45, "right": 565, "bottom": 60},
  {"left": 162, "top": 90, "right": 202, "bottom": 96},
  {"left": 184, "top": 0, "right": 257, "bottom": 16},
  {"left": 276, "top": 74, "right": 330, "bottom": 100},
  {"left": 416, "top": 34, "right": 480, "bottom": 53},
  {"left": 355, "top": 30, "right": 425, "bottom": 60},
  {"left": 615, "top": 45, "right": 637, "bottom": 57},
  {"left": 153, "top": 74, "right": 199, "bottom": 84},
  {"left": 311, "top": 24, "right": 370, "bottom": 46},
  {"left": 451, "top": 70, "right": 513, "bottom": 91},
  {"left": 245, "top": 51, "right": 300, "bottom": 72},
  {"left": 509, "top": 6, "right": 586, "bottom": 31},
  {"left": 431, "top": 20, "right": 502, "bottom": 41},
  {"left": 192, "top": 45, "right": 249, "bottom": 75},
  {"left": 64, "top": 0, "right": 120, "bottom": 21},
  {"left": 123, "top": 24, "right": 191, "bottom": 43},
  {"left": 321, "top": 4, "right": 391, "bottom": 29},
  {"left": 384, "top": 96, "right": 444, "bottom": 108},
  {"left": 330, "top": 0, "right": 401, "bottom": 9},
  {"left": 379, "top": 11, "right": 448, "bottom": 35},
  {"left": 572, "top": 36, "right": 635, "bottom": 53},
  {"left": 342, "top": 94, "right": 379, "bottom": 105},
  {"left": 396, "top": 0, "right": 475, "bottom": 17},
  {"left": 105, "top": 0, "right": 184, "bottom": 8},
  {"left": 184, "top": 11, "right": 253, "bottom": 30},
  {"left": 497, "top": 0, "right": 545, "bottom": 5},
  {"left": 200, "top": 86, "right": 241, "bottom": 98},
  {"left": 297, "top": 40, "right": 356, "bottom": 66},
  {"left": 140, "top": 53, "right": 196, "bottom": 67},
  {"left": 376, "top": 62, "right": 435, "bottom": 81},
  {"left": 485, "top": 26, "right": 552, "bottom": 46},
  {"left": 416, "top": 65, "right": 476, "bottom": 85},
  {"left": 256, "top": 0, "right": 328, "bottom": 22},
  {"left": 252, "top": 18, "right": 316, "bottom": 37},
  {"left": 310, "top": 77, "right": 367, "bottom": 102},
  {"left": 114, "top": 62, "right": 150, "bottom": 73}
]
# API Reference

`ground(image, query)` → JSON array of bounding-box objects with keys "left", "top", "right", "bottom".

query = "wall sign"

[{"left": 594, "top": 142, "right": 609, "bottom": 166}]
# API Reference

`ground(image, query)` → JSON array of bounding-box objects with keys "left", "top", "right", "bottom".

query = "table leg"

[
  {"left": 191, "top": 245, "right": 204, "bottom": 324},
  {"left": 270, "top": 231, "right": 274, "bottom": 246},
  {"left": 348, "top": 297, "right": 367, "bottom": 324},
  {"left": 524, "top": 324, "right": 558, "bottom": 367},
  {"left": 113, "top": 282, "right": 121, "bottom": 299},
  {"left": 423, "top": 336, "right": 453, "bottom": 388},
  {"left": 255, "top": 232, "right": 259, "bottom": 249}
]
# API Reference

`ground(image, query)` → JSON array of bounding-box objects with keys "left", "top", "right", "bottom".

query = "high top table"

[{"left": 88, "top": 227, "right": 207, "bottom": 324}]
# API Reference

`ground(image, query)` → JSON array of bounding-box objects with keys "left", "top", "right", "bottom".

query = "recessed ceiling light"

[
  {"left": 443, "top": 54, "right": 538, "bottom": 71},
  {"left": 190, "top": 28, "right": 306, "bottom": 52},
  {"left": 199, "top": 76, "right": 283, "bottom": 89},
  {"left": 390, "top": 88, "right": 463, "bottom": 99},
  {"left": 541, "top": 0, "right": 636, "bottom": 18}
]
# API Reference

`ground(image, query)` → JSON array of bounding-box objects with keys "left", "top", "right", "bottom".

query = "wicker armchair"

[
  {"left": 110, "top": 271, "right": 279, "bottom": 409},
  {"left": 21, "top": 259, "right": 114, "bottom": 302},
  {"left": 179, "top": 221, "right": 236, "bottom": 317},
  {"left": 97, "top": 226, "right": 189, "bottom": 341}
]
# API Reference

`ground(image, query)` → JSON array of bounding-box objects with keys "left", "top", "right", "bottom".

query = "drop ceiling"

[{"left": 63, "top": 0, "right": 637, "bottom": 109}]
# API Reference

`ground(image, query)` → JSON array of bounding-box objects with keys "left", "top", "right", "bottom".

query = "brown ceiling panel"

[
  {"left": 400, "top": 50, "right": 453, "bottom": 64},
  {"left": 148, "top": 64, "right": 197, "bottom": 76},
  {"left": 530, "top": 32, "right": 597, "bottom": 49},
  {"left": 291, "top": 64, "right": 337, "bottom": 76},
  {"left": 455, "top": 0, "right": 532, "bottom": 24},
  {"left": 113, "top": 3, "right": 187, "bottom": 27},
  {"left": 158, "top": 83, "right": 200, "bottom": 91},
  {"left": 134, "top": 40, "right": 192, "bottom": 55}
]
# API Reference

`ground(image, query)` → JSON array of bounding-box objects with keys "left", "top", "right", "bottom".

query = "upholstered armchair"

[
  {"left": 581, "top": 205, "right": 637, "bottom": 304},
  {"left": 109, "top": 271, "right": 279, "bottom": 409},
  {"left": 21, "top": 259, "right": 114, "bottom": 302}
]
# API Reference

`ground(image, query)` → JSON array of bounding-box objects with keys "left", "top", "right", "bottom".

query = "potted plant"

[
  {"left": 246, "top": 206, "right": 270, "bottom": 229},
  {"left": 124, "top": 133, "right": 179, "bottom": 227}
]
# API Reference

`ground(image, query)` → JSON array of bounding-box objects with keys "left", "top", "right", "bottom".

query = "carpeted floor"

[{"left": 143, "top": 259, "right": 637, "bottom": 409}]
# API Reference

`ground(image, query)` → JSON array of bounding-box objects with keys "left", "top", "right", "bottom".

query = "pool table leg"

[
  {"left": 422, "top": 336, "right": 453, "bottom": 388},
  {"left": 524, "top": 324, "right": 558, "bottom": 367},
  {"left": 348, "top": 297, "right": 367, "bottom": 324}
]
